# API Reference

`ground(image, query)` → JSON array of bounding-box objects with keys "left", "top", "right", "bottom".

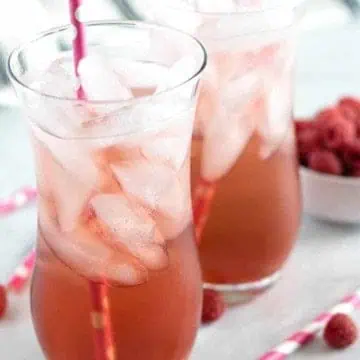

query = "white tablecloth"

[{"left": 1, "top": 24, "right": 360, "bottom": 360}]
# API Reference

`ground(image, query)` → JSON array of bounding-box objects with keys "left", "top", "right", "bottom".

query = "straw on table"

[
  {"left": 7, "top": 249, "right": 36, "bottom": 292},
  {"left": 0, "top": 186, "right": 37, "bottom": 215},
  {"left": 0, "top": 187, "right": 36, "bottom": 292},
  {"left": 259, "top": 288, "right": 360, "bottom": 360}
]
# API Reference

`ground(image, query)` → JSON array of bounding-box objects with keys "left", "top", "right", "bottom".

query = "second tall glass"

[{"left": 149, "top": 1, "right": 301, "bottom": 303}]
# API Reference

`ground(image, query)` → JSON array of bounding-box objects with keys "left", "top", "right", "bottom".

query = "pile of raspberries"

[{"left": 296, "top": 97, "right": 360, "bottom": 176}]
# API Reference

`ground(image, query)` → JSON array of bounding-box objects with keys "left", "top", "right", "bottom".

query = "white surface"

[
  {"left": 2, "top": 24, "right": 360, "bottom": 360},
  {"left": 301, "top": 167, "right": 360, "bottom": 223}
]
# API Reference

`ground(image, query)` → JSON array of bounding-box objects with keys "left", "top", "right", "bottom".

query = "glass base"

[{"left": 204, "top": 271, "right": 281, "bottom": 306}]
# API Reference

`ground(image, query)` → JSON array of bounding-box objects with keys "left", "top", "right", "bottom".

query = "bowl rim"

[{"left": 300, "top": 166, "right": 360, "bottom": 186}]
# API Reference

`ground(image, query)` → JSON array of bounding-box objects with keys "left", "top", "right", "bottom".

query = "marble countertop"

[{"left": 1, "top": 24, "right": 360, "bottom": 360}]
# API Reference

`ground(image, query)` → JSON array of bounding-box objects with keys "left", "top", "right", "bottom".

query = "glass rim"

[
  {"left": 153, "top": 0, "right": 298, "bottom": 17},
  {"left": 7, "top": 20, "right": 207, "bottom": 105}
]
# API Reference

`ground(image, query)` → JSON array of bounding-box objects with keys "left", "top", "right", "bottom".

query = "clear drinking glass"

[
  {"left": 149, "top": 1, "right": 301, "bottom": 304},
  {"left": 8, "top": 21, "right": 206, "bottom": 359}
]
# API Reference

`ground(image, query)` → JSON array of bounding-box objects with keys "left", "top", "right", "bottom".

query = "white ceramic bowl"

[{"left": 301, "top": 166, "right": 360, "bottom": 223}]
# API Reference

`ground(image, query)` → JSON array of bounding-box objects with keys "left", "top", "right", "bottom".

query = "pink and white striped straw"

[
  {"left": 0, "top": 186, "right": 37, "bottom": 215},
  {"left": 69, "top": 0, "right": 86, "bottom": 99},
  {"left": 7, "top": 249, "right": 36, "bottom": 292},
  {"left": 259, "top": 288, "right": 360, "bottom": 360},
  {"left": 0, "top": 187, "right": 37, "bottom": 292},
  {"left": 67, "top": 2, "right": 115, "bottom": 359}
]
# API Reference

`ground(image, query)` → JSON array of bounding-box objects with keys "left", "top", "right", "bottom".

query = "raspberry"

[
  {"left": 322, "top": 119, "right": 356, "bottom": 150},
  {"left": 0, "top": 285, "right": 7, "bottom": 318},
  {"left": 296, "top": 128, "right": 321, "bottom": 164},
  {"left": 202, "top": 289, "right": 226, "bottom": 324},
  {"left": 324, "top": 313, "right": 358, "bottom": 349},
  {"left": 308, "top": 150, "right": 343, "bottom": 175},
  {"left": 315, "top": 107, "right": 343, "bottom": 131},
  {"left": 295, "top": 119, "right": 312, "bottom": 133},
  {"left": 350, "top": 168, "right": 360, "bottom": 177},
  {"left": 338, "top": 97, "right": 360, "bottom": 123},
  {"left": 343, "top": 141, "right": 360, "bottom": 171}
]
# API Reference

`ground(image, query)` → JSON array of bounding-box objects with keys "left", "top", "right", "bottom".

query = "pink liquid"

[
  {"left": 192, "top": 130, "right": 301, "bottom": 285},
  {"left": 32, "top": 225, "right": 201, "bottom": 360},
  {"left": 30, "top": 83, "right": 202, "bottom": 359}
]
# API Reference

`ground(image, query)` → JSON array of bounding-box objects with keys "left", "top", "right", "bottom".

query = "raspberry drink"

[
  {"left": 9, "top": 22, "right": 206, "bottom": 359},
  {"left": 191, "top": 130, "right": 300, "bottom": 288},
  {"left": 150, "top": 1, "right": 301, "bottom": 302}
]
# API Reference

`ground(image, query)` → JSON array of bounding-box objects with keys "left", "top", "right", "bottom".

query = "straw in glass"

[
  {"left": 192, "top": 178, "right": 216, "bottom": 244},
  {"left": 68, "top": 1, "right": 115, "bottom": 359}
]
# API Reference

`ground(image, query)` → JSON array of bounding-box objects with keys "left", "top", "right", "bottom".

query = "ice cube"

[
  {"left": 31, "top": 126, "right": 101, "bottom": 231},
  {"left": 49, "top": 151, "right": 93, "bottom": 232},
  {"left": 29, "top": 57, "right": 95, "bottom": 136},
  {"left": 91, "top": 194, "right": 168, "bottom": 270},
  {"left": 101, "top": 143, "right": 144, "bottom": 164},
  {"left": 110, "top": 160, "right": 175, "bottom": 211},
  {"left": 40, "top": 209, "right": 148, "bottom": 285},
  {"left": 194, "top": 64, "right": 220, "bottom": 134},
  {"left": 156, "top": 56, "right": 198, "bottom": 93},
  {"left": 109, "top": 60, "right": 164, "bottom": 94},
  {"left": 199, "top": 70, "right": 261, "bottom": 181},
  {"left": 91, "top": 194, "right": 155, "bottom": 242},
  {"left": 78, "top": 54, "right": 133, "bottom": 101},
  {"left": 222, "top": 71, "right": 263, "bottom": 108},
  {"left": 210, "top": 51, "right": 241, "bottom": 83},
  {"left": 155, "top": 162, "right": 192, "bottom": 239},
  {"left": 33, "top": 125, "right": 101, "bottom": 189},
  {"left": 33, "top": 57, "right": 77, "bottom": 98},
  {"left": 259, "top": 68, "right": 293, "bottom": 159},
  {"left": 159, "top": 176, "right": 187, "bottom": 219},
  {"left": 141, "top": 119, "right": 192, "bottom": 171},
  {"left": 121, "top": 242, "right": 168, "bottom": 271},
  {"left": 201, "top": 105, "right": 255, "bottom": 182}
]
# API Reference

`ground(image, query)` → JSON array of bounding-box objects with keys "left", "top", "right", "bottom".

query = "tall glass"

[
  {"left": 9, "top": 21, "right": 206, "bottom": 359},
  {"left": 149, "top": 2, "right": 301, "bottom": 303}
]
